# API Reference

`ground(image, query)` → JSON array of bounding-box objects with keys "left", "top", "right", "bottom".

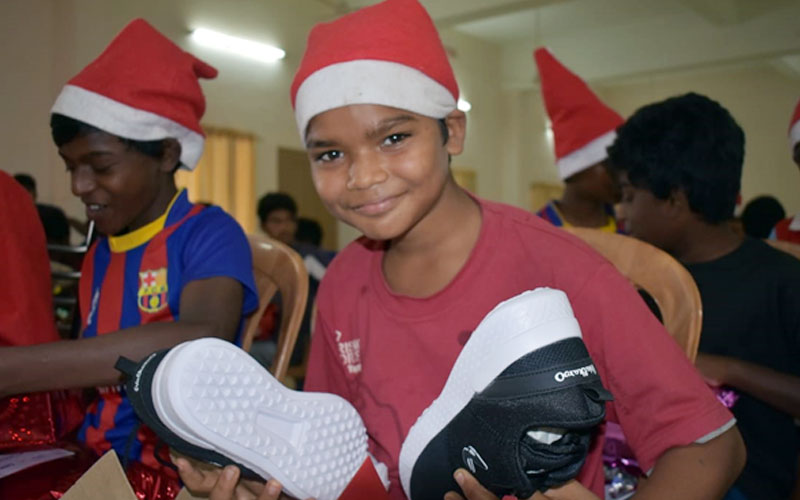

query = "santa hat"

[
  {"left": 51, "top": 19, "right": 217, "bottom": 170},
  {"left": 534, "top": 48, "right": 624, "bottom": 180},
  {"left": 291, "top": 0, "right": 459, "bottom": 139},
  {"left": 790, "top": 97, "right": 800, "bottom": 151}
]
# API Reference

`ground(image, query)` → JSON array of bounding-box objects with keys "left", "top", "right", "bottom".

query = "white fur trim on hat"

[
  {"left": 294, "top": 59, "right": 457, "bottom": 140},
  {"left": 788, "top": 213, "right": 800, "bottom": 231},
  {"left": 557, "top": 129, "right": 617, "bottom": 180},
  {"left": 790, "top": 119, "right": 800, "bottom": 151},
  {"left": 51, "top": 85, "right": 205, "bottom": 171}
]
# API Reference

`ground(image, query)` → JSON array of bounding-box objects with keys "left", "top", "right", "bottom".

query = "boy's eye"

[
  {"left": 316, "top": 150, "right": 342, "bottom": 162},
  {"left": 94, "top": 162, "right": 116, "bottom": 171},
  {"left": 382, "top": 133, "right": 409, "bottom": 146}
]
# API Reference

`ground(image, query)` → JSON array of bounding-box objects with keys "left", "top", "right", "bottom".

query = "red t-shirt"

[
  {"left": 0, "top": 170, "right": 59, "bottom": 346},
  {"left": 305, "top": 196, "right": 733, "bottom": 499}
]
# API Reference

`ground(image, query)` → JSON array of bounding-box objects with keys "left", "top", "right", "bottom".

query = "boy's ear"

[
  {"left": 444, "top": 109, "right": 466, "bottom": 156},
  {"left": 161, "top": 138, "right": 182, "bottom": 172},
  {"left": 667, "top": 189, "right": 691, "bottom": 218}
]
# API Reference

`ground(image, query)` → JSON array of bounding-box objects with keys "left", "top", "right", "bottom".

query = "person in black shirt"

[{"left": 607, "top": 92, "right": 800, "bottom": 500}]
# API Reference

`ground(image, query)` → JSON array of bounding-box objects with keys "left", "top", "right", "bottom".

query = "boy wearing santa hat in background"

[
  {"left": 0, "top": 18, "right": 258, "bottom": 488},
  {"left": 533, "top": 48, "right": 624, "bottom": 233},
  {"left": 771, "top": 98, "right": 800, "bottom": 242}
]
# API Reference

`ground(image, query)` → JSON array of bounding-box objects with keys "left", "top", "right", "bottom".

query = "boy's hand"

[
  {"left": 173, "top": 454, "right": 304, "bottom": 500},
  {"left": 444, "top": 469, "right": 599, "bottom": 500}
]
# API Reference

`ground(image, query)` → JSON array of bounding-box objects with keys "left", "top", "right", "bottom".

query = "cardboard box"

[
  {"left": 60, "top": 450, "right": 201, "bottom": 500},
  {"left": 60, "top": 451, "right": 137, "bottom": 500}
]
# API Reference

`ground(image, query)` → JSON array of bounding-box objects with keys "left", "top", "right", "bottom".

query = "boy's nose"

[
  {"left": 346, "top": 153, "right": 389, "bottom": 190},
  {"left": 70, "top": 166, "right": 96, "bottom": 196}
]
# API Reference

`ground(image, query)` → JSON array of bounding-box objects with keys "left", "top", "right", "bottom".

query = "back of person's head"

[
  {"left": 257, "top": 192, "right": 298, "bottom": 224},
  {"left": 50, "top": 18, "right": 217, "bottom": 172},
  {"left": 295, "top": 217, "right": 323, "bottom": 247},
  {"left": 741, "top": 195, "right": 786, "bottom": 239},
  {"left": 36, "top": 203, "right": 70, "bottom": 245},
  {"left": 607, "top": 92, "right": 744, "bottom": 224},
  {"left": 13, "top": 173, "right": 37, "bottom": 199},
  {"left": 533, "top": 48, "right": 624, "bottom": 182}
]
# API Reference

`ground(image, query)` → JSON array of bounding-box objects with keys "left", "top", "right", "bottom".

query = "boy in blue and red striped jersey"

[{"left": 0, "top": 19, "right": 258, "bottom": 475}]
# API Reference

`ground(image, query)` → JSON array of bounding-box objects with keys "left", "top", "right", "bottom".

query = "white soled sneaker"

[
  {"left": 117, "top": 338, "right": 388, "bottom": 500},
  {"left": 398, "top": 288, "right": 612, "bottom": 500}
]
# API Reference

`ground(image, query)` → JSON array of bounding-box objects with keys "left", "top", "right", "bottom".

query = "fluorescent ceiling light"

[
  {"left": 191, "top": 27, "right": 285, "bottom": 63},
  {"left": 457, "top": 98, "right": 472, "bottom": 112}
]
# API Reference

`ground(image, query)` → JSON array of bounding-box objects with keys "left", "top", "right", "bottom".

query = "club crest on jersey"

[{"left": 138, "top": 268, "right": 168, "bottom": 313}]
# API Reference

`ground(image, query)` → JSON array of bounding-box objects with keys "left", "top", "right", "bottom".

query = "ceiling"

[{"left": 318, "top": 0, "right": 800, "bottom": 88}]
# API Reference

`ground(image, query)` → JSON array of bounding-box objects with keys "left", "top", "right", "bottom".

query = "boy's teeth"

[{"left": 89, "top": 204, "right": 102, "bottom": 210}]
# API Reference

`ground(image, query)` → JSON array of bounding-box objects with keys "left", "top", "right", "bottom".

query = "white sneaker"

[
  {"left": 118, "top": 338, "right": 381, "bottom": 500},
  {"left": 398, "top": 288, "right": 611, "bottom": 499}
]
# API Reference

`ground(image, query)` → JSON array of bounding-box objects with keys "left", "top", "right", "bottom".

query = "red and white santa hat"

[
  {"left": 291, "top": 0, "right": 459, "bottom": 139},
  {"left": 789, "top": 97, "right": 800, "bottom": 151},
  {"left": 534, "top": 48, "right": 624, "bottom": 180},
  {"left": 51, "top": 19, "right": 217, "bottom": 170}
]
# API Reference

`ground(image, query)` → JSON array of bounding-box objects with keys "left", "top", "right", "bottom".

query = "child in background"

[
  {"left": 608, "top": 92, "right": 800, "bottom": 500},
  {"left": 533, "top": 48, "right": 624, "bottom": 233},
  {"left": 177, "top": 1, "right": 744, "bottom": 499},
  {"left": 771, "top": 97, "right": 800, "bottom": 242},
  {"left": 0, "top": 19, "right": 258, "bottom": 478}
]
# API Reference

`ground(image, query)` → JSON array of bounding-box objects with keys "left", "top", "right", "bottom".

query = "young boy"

[
  {"left": 177, "top": 1, "right": 744, "bottom": 499},
  {"left": 258, "top": 192, "right": 299, "bottom": 246},
  {"left": 533, "top": 48, "right": 623, "bottom": 233},
  {"left": 771, "top": 97, "right": 800, "bottom": 242},
  {"left": 607, "top": 92, "right": 800, "bottom": 500},
  {"left": 0, "top": 19, "right": 258, "bottom": 474}
]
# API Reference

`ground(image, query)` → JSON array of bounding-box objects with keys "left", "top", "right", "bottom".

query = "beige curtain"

[{"left": 175, "top": 127, "right": 256, "bottom": 233}]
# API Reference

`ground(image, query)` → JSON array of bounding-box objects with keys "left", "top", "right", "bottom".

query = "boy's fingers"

[
  {"left": 174, "top": 457, "right": 221, "bottom": 492},
  {"left": 257, "top": 479, "right": 283, "bottom": 500},
  {"left": 450, "top": 469, "right": 499, "bottom": 500},
  {"left": 538, "top": 481, "right": 599, "bottom": 500},
  {"left": 208, "top": 466, "right": 241, "bottom": 500}
]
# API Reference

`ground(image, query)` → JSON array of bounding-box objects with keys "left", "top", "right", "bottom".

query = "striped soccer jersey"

[
  {"left": 77, "top": 189, "right": 258, "bottom": 467},
  {"left": 536, "top": 200, "right": 625, "bottom": 234}
]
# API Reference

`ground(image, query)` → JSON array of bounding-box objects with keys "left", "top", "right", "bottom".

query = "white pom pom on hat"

[{"left": 789, "top": 98, "right": 800, "bottom": 151}]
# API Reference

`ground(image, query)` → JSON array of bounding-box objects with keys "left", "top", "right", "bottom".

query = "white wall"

[{"left": 0, "top": 0, "right": 59, "bottom": 204}]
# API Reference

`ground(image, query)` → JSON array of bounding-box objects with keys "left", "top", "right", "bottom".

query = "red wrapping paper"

[
  {"left": 0, "top": 390, "right": 85, "bottom": 450},
  {"left": 0, "top": 393, "right": 56, "bottom": 449},
  {"left": 125, "top": 461, "right": 182, "bottom": 500}
]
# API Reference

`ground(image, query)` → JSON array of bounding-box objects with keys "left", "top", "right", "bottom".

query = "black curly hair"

[
  {"left": 50, "top": 113, "right": 176, "bottom": 167},
  {"left": 607, "top": 92, "right": 744, "bottom": 224},
  {"left": 257, "top": 192, "right": 298, "bottom": 225}
]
